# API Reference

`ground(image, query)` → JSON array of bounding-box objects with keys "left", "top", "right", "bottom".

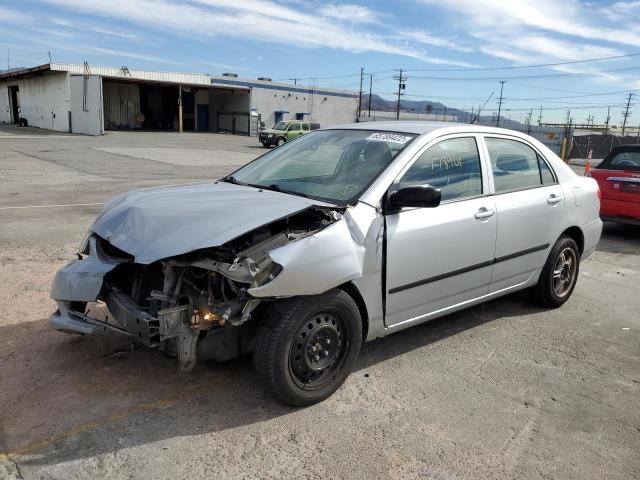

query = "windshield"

[
  {"left": 273, "top": 122, "right": 288, "bottom": 130},
  {"left": 227, "top": 129, "right": 416, "bottom": 205}
]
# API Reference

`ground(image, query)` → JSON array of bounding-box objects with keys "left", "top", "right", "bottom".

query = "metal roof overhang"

[
  {"left": 101, "top": 75, "right": 249, "bottom": 92},
  {"left": 0, "top": 63, "right": 52, "bottom": 80}
]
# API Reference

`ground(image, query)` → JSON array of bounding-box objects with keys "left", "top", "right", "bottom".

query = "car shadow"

[
  {"left": 0, "top": 290, "right": 544, "bottom": 467},
  {"left": 595, "top": 221, "right": 640, "bottom": 255}
]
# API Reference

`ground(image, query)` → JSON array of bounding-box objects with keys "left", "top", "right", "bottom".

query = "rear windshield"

[{"left": 597, "top": 150, "right": 640, "bottom": 171}]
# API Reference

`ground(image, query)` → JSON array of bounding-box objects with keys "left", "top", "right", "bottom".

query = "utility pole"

[
  {"left": 357, "top": 67, "right": 364, "bottom": 119},
  {"left": 393, "top": 69, "right": 406, "bottom": 120},
  {"left": 537, "top": 105, "right": 543, "bottom": 126},
  {"left": 496, "top": 80, "right": 506, "bottom": 127},
  {"left": 368, "top": 73, "right": 373, "bottom": 118},
  {"left": 527, "top": 108, "right": 533, "bottom": 134},
  {"left": 47, "top": 51, "right": 52, "bottom": 63},
  {"left": 605, "top": 106, "right": 611, "bottom": 132},
  {"left": 622, "top": 93, "right": 633, "bottom": 136},
  {"left": 442, "top": 106, "right": 447, "bottom": 121}
]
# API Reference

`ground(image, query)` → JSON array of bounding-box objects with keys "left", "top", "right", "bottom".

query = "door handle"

[
  {"left": 474, "top": 207, "right": 495, "bottom": 219},
  {"left": 547, "top": 194, "right": 562, "bottom": 205}
]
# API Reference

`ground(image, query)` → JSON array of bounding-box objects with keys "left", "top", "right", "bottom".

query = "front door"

[
  {"left": 385, "top": 136, "right": 497, "bottom": 327},
  {"left": 482, "top": 136, "right": 565, "bottom": 292}
]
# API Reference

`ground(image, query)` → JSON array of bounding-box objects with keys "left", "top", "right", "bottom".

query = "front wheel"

[
  {"left": 531, "top": 235, "right": 580, "bottom": 308},
  {"left": 276, "top": 137, "right": 286, "bottom": 147},
  {"left": 254, "top": 290, "right": 362, "bottom": 406}
]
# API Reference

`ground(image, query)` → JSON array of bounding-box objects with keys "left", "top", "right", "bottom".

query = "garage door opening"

[{"left": 102, "top": 80, "right": 250, "bottom": 134}]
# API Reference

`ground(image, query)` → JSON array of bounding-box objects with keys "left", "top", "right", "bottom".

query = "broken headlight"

[{"left": 253, "top": 260, "right": 283, "bottom": 287}]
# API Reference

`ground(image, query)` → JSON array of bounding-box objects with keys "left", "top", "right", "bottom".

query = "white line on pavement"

[{"left": 0, "top": 202, "right": 105, "bottom": 210}]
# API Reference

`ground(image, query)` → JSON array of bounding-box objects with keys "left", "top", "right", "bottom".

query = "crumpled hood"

[{"left": 91, "top": 182, "right": 329, "bottom": 264}]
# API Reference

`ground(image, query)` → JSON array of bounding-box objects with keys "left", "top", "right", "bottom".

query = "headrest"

[{"left": 496, "top": 154, "right": 530, "bottom": 172}]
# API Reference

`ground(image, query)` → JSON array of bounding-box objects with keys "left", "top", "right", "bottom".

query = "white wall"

[
  {"left": 250, "top": 86, "right": 357, "bottom": 129},
  {"left": 3, "top": 71, "right": 71, "bottom": 131},
  {"left": 69, "top": 75, "right": 103, "bottom": 135}
]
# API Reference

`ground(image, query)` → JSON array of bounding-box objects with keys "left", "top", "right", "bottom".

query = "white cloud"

[
  {"left": 86, "top": 46, "right": 182, "bottom": 65},
  {"left": 317, "top": 4, "right": 379, "bottom": 23},
  {"left": 40, "top": 0, "right": 470, "bottom": 66},
  {"left": 418, "top": 0, "right": 640, "bottom": 47},
  {"left": 402, "top": 31, "right": 473, "bottom": 52},
  {"left": 0, "top": 6, "right": 31, "bottom": 23}
]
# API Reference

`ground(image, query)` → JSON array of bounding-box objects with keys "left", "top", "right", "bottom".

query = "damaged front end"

[{"left": 50, "top": 207, "right": 341, "bottom": 371}]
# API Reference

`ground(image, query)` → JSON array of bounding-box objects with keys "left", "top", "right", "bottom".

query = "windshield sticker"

[{"left": 366, "top": 133, "right": 412, "bottom": 144}]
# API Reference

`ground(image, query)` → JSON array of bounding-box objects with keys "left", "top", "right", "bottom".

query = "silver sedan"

[{"left": 49, "top": 122, "right": 602, "bottom": 405}]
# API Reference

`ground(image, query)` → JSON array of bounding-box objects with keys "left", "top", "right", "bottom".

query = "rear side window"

[
  {"left": 302, "top": 123, "right": 309, "bottom": 131},
  {"left": 597, "top": 151, "right": 640, "bottom": 171},
  {"left": 310, "top": 122, "right": 320, "bottom": 130},
  {"left": 398, "top": 137, "right": 482, "bottom": 202},
  {"left": 485, "top": 138, "right": 555, "bottom": 193}
]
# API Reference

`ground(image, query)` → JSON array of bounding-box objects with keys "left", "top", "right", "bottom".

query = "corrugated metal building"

[{"left": 0, "top": 63, "right": 358, "bottom": 136}]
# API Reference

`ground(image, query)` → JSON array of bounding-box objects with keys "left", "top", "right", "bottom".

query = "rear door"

[{"left": 482, "top": 136, "right": 565, "bottom": 293}]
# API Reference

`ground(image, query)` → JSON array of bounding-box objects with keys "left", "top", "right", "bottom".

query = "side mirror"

[{"left": 386, "top": 185, "right": 441, "bottom": 213}]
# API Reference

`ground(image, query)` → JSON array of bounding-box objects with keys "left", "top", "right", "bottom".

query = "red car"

[{"left": 589, "top": 145, "right": 640, "bottom": 225}]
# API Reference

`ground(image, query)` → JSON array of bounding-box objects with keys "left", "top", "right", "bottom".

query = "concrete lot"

[{"left": 0, "top": 127, "right": 638, "bottom": 480}]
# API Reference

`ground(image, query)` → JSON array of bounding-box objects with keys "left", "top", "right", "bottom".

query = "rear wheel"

[
  {"left": 532, "top": 235, "right": 580, "bottom": 308},
  {"left": 254, "top": 290, "right": 362, "bottom": 406}
]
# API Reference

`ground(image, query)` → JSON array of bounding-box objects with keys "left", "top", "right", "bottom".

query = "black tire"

[
  {"left": 261, "top": 142, "right": 269, "bottom": 148},
  {"left": 254, "top": 289, "right": 362, "bottom": 406},
  {"left": 276, "top": 137, "right": 286, "bottom": 147},
  {"left": 531, "top": 235, "right": 580, "bottom": 308}
]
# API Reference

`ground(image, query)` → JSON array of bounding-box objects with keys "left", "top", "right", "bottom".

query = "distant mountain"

[{"left": 360, "top": 93, "right": 523, "bottom": 128}]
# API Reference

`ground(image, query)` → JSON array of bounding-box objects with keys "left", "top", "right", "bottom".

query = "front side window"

[
  {"left": 398, "top": 137, "right": 483, "bottom": 202},
  {"left": 302, "top": 123, "right": 310, "bottom": 131},
  {"left": 485, "top": 138, "right": 554, "bottom": 193},
  {"left": 227, "top": 130, "right": 416, "bottom": 205},
  {"left": 273, "top": 121, "right": 287, "bottom": 130},
  {"left": 289, "top": 123, "right": 301, "bottom": 131}
]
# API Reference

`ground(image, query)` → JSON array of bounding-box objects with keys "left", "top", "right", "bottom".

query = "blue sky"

[{"left": 3, "top": 0, "right": 640, "bottom": 123}]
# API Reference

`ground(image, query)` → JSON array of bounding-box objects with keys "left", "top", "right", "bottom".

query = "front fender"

[{"left": 248, "top": 218, "right": 365, "bottom": 298}]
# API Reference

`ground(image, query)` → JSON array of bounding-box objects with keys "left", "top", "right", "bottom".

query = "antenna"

[{"left": 470, "top": 91, "right": 494, "bottom": 124}]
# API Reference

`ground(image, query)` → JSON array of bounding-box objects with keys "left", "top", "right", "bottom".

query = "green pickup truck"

[{"left": 258, "top": 120, "right": 320, "bottom": 147}]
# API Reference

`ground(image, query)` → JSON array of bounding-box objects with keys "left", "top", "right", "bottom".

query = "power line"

[
  {"left": 406, "top": 65, "right": 640, "bottom": 82},
  {"left": 402, "top": 51, "right": 640, "bottom": 72}
]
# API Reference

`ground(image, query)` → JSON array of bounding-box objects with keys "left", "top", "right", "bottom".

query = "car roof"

[{"left": 326, "top": 120, "right": 523, "bottom": 136}]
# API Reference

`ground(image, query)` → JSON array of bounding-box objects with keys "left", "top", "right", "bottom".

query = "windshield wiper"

[
  {"left": 262, "top": 183, "right": 312, "bottom": 199},
  {"left": 220, "top": 175, "right": 245, "bottom": 186}
]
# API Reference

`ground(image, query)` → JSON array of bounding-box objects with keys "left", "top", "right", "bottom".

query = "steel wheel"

[
  {"left": 289, "top": 312, "right": 348, "bottom": 390},
  {"left": 552, "top": 247, "right": 577, "bottom": 297}
]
